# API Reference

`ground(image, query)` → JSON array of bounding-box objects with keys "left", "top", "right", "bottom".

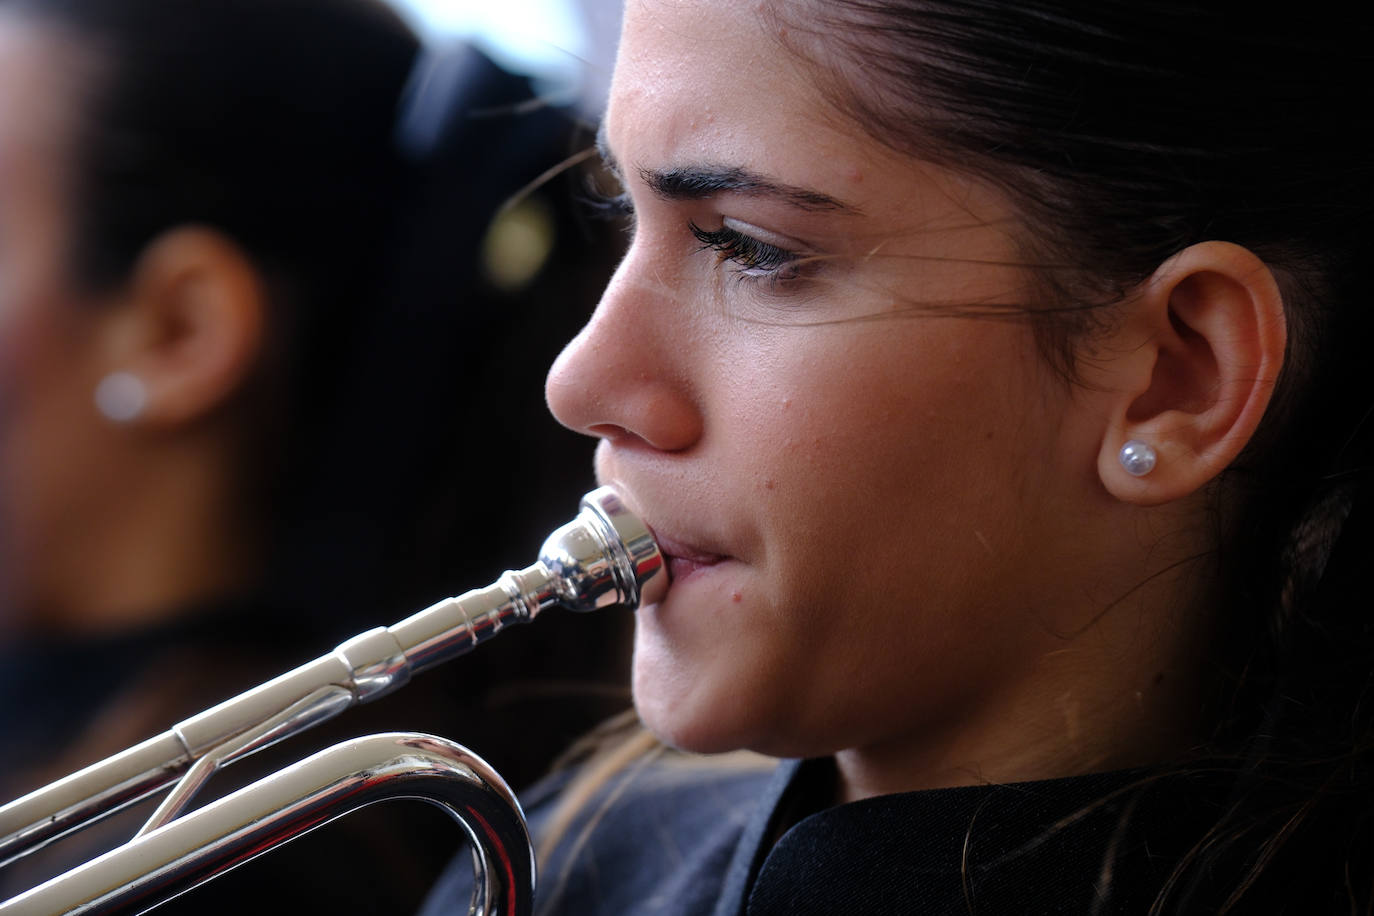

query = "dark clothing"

[
  {"left": 420, "top": 755, "right": 1240, "bottom": 916},
  {"left": 420, "top": 756, "right": 778, "bottom": 916}
]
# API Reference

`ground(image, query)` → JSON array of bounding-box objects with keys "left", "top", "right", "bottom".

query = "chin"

[
  {"left": 637, "top": 708, "right": 748, "bottom": 756},
  {"left": 631, "top": 667, "right": 757, "bottom": 756}
]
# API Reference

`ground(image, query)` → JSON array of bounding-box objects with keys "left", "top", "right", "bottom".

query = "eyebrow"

[{"left": 595, "top": 125, "right": 858, "bottom": 215}]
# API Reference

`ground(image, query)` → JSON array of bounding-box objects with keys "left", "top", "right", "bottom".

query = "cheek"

[
  {"left": 730, "top": 322, "right": 1034, "bottom": 530},
  {"left": 0, "top": 295, "right": 101, "bottom": 562},
  {"left": 0, "top": 303, "right": 51, "bottom": 608},
  {"left": 0, "top": 297, "right": 55, "bottom": 454},
  {"left": 623, "top": 315, "right": 1074, "bottom": 757},
  {"left": 731, "top": 321, "right": 1060, "bottom": 676}
]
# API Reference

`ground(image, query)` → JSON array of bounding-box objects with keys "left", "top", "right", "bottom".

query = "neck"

[
  {"left": 32, "top": 431, "right": 263, "bottom": 637},
  {"left": 835, "top": 508, "right": 1217, "bottom": 803}
]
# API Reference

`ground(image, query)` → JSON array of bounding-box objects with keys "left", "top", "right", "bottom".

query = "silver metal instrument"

[{"left": 0, "top": 487, "right": 664, "bottom": 915}]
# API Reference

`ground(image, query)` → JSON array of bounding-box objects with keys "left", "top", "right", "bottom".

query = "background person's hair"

[
  {"left": 16, "top": 0, "right": 415, "bottom": 294},
  {"left": 769, "top": 1, "right": 1374, "bottom": 910}
]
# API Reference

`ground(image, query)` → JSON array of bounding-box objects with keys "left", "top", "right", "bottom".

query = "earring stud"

[
  {"left": 1118, "top": 439, "right": 1157, "bottom": 477},
  {"left": 95, "top": 371, "right": 148, "bottom": 423}
]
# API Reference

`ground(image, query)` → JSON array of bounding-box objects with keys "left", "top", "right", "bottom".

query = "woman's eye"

[{"left": 689, "top": 221, "right": 801, "bottom": 284}]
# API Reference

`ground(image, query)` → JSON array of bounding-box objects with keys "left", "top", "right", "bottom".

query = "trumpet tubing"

[
  {"left": 1, "top": 734, "right": 530, "bottom": 916},
  {"left": 0, "top": 487, "right": 664, "bottom": 915}
]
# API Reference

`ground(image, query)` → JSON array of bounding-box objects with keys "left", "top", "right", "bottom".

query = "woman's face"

[{"left": 547, "top": 0, "right": 1116, "bottom": 763}]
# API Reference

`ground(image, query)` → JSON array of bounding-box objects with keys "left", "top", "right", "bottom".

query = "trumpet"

[{"left": 0, "top": 487, "right": 665, "bottom": 916}]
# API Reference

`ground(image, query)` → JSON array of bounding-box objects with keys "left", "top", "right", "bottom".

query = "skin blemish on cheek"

[
  {"left": 732, "top": 591, "right": 743, "bottom": 603},
  {"left": 765, "top": 479, "right": 776, "bottom": 491}
]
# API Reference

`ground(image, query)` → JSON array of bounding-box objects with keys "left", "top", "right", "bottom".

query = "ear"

[
  {"left": 97, "top": 227, "right": 267, "bottom": 427},
  {"left": 1094, "top": 241, "right": 1287, "bottom": 506}
]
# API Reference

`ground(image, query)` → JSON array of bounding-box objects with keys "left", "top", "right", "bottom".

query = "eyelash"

[
  {"left": 582, "top": 181, "right": 806, "bottom": 286},
  {"left": 688, "top": 221, "right": 801, "bottom": 284}
]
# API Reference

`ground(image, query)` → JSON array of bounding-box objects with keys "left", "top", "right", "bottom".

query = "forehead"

[
  {"left": 607, "top": 0, "right": 861, "bottom": 187},
  {"left": 606, "top": 0, "right": 1019, "bottom": 255}
]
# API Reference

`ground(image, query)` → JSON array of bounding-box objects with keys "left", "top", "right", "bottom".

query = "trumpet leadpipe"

[{"left": 0, "top": 486, "right": 664, "bottom": 870}]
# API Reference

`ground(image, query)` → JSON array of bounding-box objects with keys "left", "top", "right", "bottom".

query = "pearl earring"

[
  {"left": 95, "top": 371, "right": 148, "bottom": 423},
  {"left": 1118, "top": 439, "right": 1157, "bottom": 477}
]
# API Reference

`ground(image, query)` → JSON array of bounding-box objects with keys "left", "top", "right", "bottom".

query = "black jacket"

[{"left": 419, "top": 754, "right": 1241, "bottom": 915}]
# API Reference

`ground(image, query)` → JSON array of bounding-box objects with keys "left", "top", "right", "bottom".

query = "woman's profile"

[{"left": 423, "top": 1, "right": 1374, "bottom": 913}]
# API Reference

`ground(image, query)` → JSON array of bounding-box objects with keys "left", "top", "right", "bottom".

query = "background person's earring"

[
  {"left": 1118, "top": 439, "right": 1157, "bottom": 477},
  {"left": 94, "top": 371, "right": 148, "bottom": 423}
]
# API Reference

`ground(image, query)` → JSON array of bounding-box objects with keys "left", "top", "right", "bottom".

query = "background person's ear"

[
  {"left": 95, "top": 227, "right": 267, "bottom": 428},
  {"left": 1093, "top": 241, "right": 1287, "bottom": 506}
]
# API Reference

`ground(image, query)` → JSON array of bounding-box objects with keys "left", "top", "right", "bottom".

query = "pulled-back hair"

[
  {"left": 769, "top": 1, "right": 1374, "bottom": 910},
  {"left": 4, "top": 0, "right": 417, "bottom": 295}
]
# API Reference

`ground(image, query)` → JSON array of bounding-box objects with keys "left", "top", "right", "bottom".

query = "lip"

[{"left": 646, "top": 530, "right": 729, "bottom": 585}]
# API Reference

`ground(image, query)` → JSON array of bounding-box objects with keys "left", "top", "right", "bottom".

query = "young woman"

[{"left": 423, "top": 1, "right": 1374, "bottom": 913}]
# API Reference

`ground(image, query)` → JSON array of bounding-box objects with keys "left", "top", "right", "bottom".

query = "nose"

[{"left": 545, "top": 254, "right": 703, "bottom": 452}]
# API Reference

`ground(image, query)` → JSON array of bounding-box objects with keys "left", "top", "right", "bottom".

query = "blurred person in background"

[{"left": 0, "top": 0, "right": 628, "bottom": 910}]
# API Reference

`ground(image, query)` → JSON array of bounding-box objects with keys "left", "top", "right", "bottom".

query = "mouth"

[{"left": 650, "top": 532, "right": 729, "bottom": 584}]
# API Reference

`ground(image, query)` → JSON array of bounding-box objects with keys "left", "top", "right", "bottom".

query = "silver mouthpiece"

[{"left": 541, "top": 486, "right": 666, "bottom": 613}]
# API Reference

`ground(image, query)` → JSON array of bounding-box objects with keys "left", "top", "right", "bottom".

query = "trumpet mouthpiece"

[{"left": 540, "top": 486, "right": 666, "bottom": 613}]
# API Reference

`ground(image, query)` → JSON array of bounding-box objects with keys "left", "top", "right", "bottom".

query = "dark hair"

[
  {"left": 7, "top": 0, "right": 416, "bottom": 288},
  {"left": 770, "top": 1, "right": 1374, "bottom": 911}
]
